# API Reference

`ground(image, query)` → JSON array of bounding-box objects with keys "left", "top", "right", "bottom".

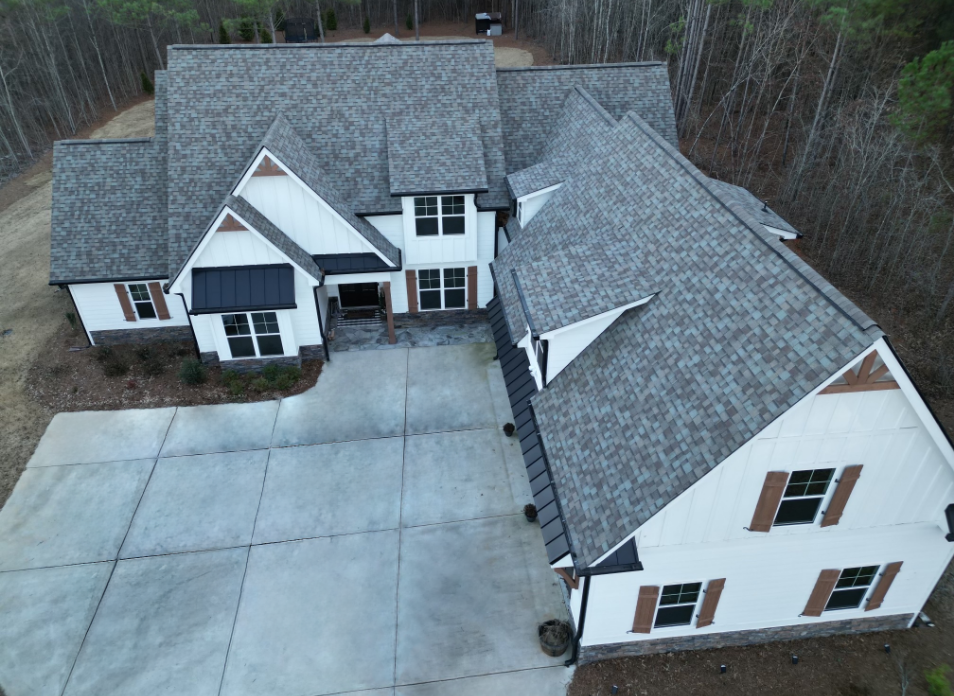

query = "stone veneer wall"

[
  {"left": 91, "top": 326, "right": 194, "bottom": 346},
  {"left": 393, "top": 308, "right": 489, "bottom": 329},
  {"left": 578, "top": 614, "right": 914, "bottom": 664},
  {"left": 199, "top": 344, "right": 323, "bottom": 374}
]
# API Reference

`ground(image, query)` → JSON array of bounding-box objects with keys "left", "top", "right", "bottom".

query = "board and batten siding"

[
  {"left": 240, "top": 175, "right": 384, "bottom": 257},
  {"left": 568, "top": 342, "right": 954, "bottom": 649},
  {"left": 400, "top": 194, "right": 478, "bottom": 266},
  {"left": 366, "top": 214, "right": 404, "bottom": 252},
  {"left": 69, "top": 282, "right": 189, "bottom": 338}
]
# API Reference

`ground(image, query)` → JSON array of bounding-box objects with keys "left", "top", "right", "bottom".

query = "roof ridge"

[
  {"left": 569, "top": 86, "right": 618, "bottom": 127},
  {"left": 496, "top": 61, "right": 666, "bottom": 73},
  {"left": 169, "top": 40, "right": 490, "bottom": 51},
  {"left": 621, "top": 111, "right": 879, "bottom": 336}
]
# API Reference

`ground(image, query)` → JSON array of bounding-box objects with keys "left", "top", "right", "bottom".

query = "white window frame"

[
  {"left": 417, "top": 267, "right": 467, "bottom": 311},
  {"left": 126, "top": 283, "right": 158, "bottom": 320},
  {"left": 414, "top": 195, "right": 466, "bottom": 237},
  {"left": 652, "top": 581, "right": 703, "bottom": 630},
  {"left": 825, "top": 565, "right": 881, "bottom": 612},
  {"left": 220, "top": 311, "right": 288, "bottom": 360},
  {"left": 773, "top": 467, "right": 836, "bottom": 527}
]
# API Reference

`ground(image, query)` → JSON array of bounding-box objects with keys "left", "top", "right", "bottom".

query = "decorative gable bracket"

[
  {"left": 252, "top": 155, "right": 287, "bottom": 177},
  {"left": 819, "top": 350, "right": 899, "bottom": 395}
]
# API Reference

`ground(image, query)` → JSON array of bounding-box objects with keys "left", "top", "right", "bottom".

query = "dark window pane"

[
  {"left": 825, "top": 588, "right": 867, "bottom": 611},
  {"left": 419, "top": 269, "right": 441, "bottom": 289},
  {"left": 414, "top": 196, "right": 437, "bottom": 216},
  {"left": 444, "top": 288, "right": 465, "bottom": 308},
  {"left": 788, "top": 470, "right": 812, "bottom": 484},
  {"left": 223, "top": 314, "right": 251, "bottom": 336},
  {"left": 416, "top": 218, "right": 439, "bottom": 236},
  {"left": 135, "top": 301, "right": 157, "bottom": 320},
  {"left": 256, "top": 335, "right": 284, "bottom": 356},
  {"left": 773, "top": 497, "right": 822, "bottom": 525},
  {"left": 444, "top": 268, "right": 465, "bottom": 287},
  {"left": 128, "top": 284, "right": 150, "bottom": 301},
  {"left": 785, "top": 482, "right": 809, "bottom": 497},
  {"left": 442, "top": 216, "right": 465, "bottom": 235},
  {"left": 654, "top": 604, "right": 695, "bottom": 628},
  {"left": 252, "top": 312, "right": 279, "bottom": 334},
  {"left": 228, "top": 336, "right": 255, "bottom": 358},
  {"left": 420, "top": 289, "right": 442, "bottom": 310},
  {"left": 442, "top": 195, "right": 465, "bottom": 215}
]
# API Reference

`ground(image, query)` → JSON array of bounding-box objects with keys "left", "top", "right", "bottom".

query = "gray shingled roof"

[
  {"left": 224, "top": 196, "right": 323, "bottom": 282},
  {"left": 496, "top": 63, "right": 678, "bottom": 175},
  {"left": 493, "top": 112, "right": 881, "bottom": 569},
  {"left": 387, "top": 109, "right": 488, "bottom": 195},
  {"left": 258, "top": 115, "right": 400, "bottom": 267},
  {"left": 50, "top": 137, "right": 167, "bottom": 284},
  {"left": 165, "top": 42, "right": 510, "bottom": 278},
  {"left": 506, "top": 86, "right": 618, "bottom": 199},
  {"left": 707, "top": 179, "right": 800, "bottom": 237}
]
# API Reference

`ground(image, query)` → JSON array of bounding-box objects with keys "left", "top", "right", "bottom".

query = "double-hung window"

[
  {"left": 222, "top": 312, "right": 284, "bottom": 358},
  {"left": 414, "top": 196, "right": 465, "bottom": 236},
  {"left": 774, "top": 468, "right": 834, "bottom": 526},
  {"left": 825, "top": 566, "right": 879, "bottom": 611},
  {"left": 418, "top": 268, "right": 466, "bottom": 310},
  {"left": 127, "top": 283, "right": 157, "bottom": 320},
  {"left": 654, "top": 583, "right": 702, "bottom": 628}
]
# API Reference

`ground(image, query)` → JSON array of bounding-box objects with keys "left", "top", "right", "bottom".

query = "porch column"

[{"left": 382, "top": 281, "right": 397, "bottom": 345}]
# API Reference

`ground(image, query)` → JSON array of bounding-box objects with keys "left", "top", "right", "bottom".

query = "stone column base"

[
  {"left": 91, "top": 326, "right": 194, "bottom": 346},
  {"left": 200, "top": 344, "right": 324, "bottom": 373},
  {"left": 578, "top": 613, "right": 914, "bottom": 664}
]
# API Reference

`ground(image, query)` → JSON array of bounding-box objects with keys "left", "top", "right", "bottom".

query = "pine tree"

[
  {"left": 405, "top": 12, "right": 412, "bottom": 30},
  {"left": 363, "top": 15, "right": 370, "bottom": 33},
  {"left": 218, "top": 20, "right": 231, "bottom": 43},
  {"left": 140, "top": 71, "right": 154, "bottom": 95},
  {"left": 238, "top": 16, "right": 255, "bottom": 41},
  {"left": 259, "top": 24, "right": 273, "bottom": 42},
  {"left": 325, "top": 8, "right": 337, "bottom": 30}
]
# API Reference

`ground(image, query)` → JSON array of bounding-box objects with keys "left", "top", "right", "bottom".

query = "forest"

[{"left": 0, "top": 0, "right": 952, "bottom": 394}]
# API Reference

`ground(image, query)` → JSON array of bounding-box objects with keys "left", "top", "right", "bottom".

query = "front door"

[{"left": 338, "top": 282, "right": 380, "bottom": 308}]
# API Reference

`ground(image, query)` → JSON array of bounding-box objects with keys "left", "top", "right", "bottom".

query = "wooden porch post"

[{"left": 382, "top": 281, "right": 396, "bottom": 345}]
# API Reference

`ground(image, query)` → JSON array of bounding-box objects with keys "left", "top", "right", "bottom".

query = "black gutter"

[
  {"left": 313, "top": 287, "right": 330, "bottom": 363},
  {"left": 175, "top": 292, "right": 203, "bottom": 360},
  {"left": 510, "top": 269, "right": 538, "bottom": 338},
  {"left": 390, "top": 187, "right": 489, "bottom": 197},
  {"left": 50, "top": 274, "right": 168, "bottom": 286},
  {"left": 190, "top": 303, "right": 297, "bottom": 316},
  {"left": 565, "top": 575, "right": 590, "bottom": 667}
]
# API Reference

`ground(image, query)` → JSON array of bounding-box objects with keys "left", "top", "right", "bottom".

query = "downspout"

[
  {"left": 313, "top": 286, "right": 330, "bottom": 362},
  {"left": 175, "top": 292, "right": 202, "bottom": 360},
  {"left": 565, "top": 575, "right": 590, "bottom": 667}
]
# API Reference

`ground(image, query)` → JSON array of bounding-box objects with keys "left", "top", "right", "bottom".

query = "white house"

[{"left": 50, "top": 40, "right": 954, "bottom": 664}]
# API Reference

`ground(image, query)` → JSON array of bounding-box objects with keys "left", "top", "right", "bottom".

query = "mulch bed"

[{"left": 27, "top": 319, "right": 322, "bottom": 412}]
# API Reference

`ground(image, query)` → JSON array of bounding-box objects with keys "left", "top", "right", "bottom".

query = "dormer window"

[{"left": 414, "top": 195, "right": 465, "bottom": 236}]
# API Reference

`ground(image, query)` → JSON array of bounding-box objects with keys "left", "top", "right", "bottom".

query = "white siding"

[
  {"left": 193, "top": 230, "right": 287, "bottom": 268},
  {"left": 476, "top": 212, "right": 496, "bottom": 308},
  {"left": 577, "top": 522, "right": 953, "bottom": 648},
  {"left": 517, "top": 184, "right": 561, "bottom": 226},
  {"left": 366, "top": 214, "right": 405, "bottom": 252},
  {"left": 192, "top": 313, "right": 217, "bottom": 354},
  {"left": 574, "top": 348, "right": 954, "bottom": 649},
  {"left": 545, "top": 308, "right": 626, "bottom": 384},
  {"left": 240, "top": 175, "right": 383, "bottom": 256},
  {"left": 70, "top": 282, "right": 190, "bottom": 341},
  {"left": 387, "top": 270, "right": 409, "bottom": 314},
  {"left": 401, "top": 194, "right": 478, "bottom": 265},
  {"left": 289, "top": 279, "right": 322, "bottom": 348}
]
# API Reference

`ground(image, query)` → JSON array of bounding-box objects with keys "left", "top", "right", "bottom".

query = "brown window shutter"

[
  {"left": 749, "top": 471, "right": 790, "bottom": 532},
  {"left": 148, "top": 282, "right": 171, "bottom": 320},
  {"left": 405, "top": 270, "right": 418, "bottom": 314},
  {"left": 821, "top": 465, "right": 862, "bottom": 527},
  {"left": 696, "top": 578, "right": 726, "bottom": 628},
  {"left": 114, "top": 284, "right": 136, "bottom": 322},
  {"left": 467, "top": 266, "right": 478, "bottom": 310},
  {"left": 632, "top": 585, "right": 660, "bottom": 634},
  {"left": 865, "top": 562, "right": 902, "bottom": 612},
  {"left": 554, "top": 567, "right": 579, "bottom": 590},
  {"left": 803, "top": 569, "right": 841, "bottom": 617}
]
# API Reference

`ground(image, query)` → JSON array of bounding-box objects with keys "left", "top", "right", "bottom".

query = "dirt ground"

[
  {"left": 0, "top": 98, "right": 156, "bottom": 507},
  {"left": 321, "top": 20, "right": 553, "bottom": 66}
]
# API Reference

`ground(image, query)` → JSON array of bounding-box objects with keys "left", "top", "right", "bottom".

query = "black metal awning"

[
  {"left": 312, "top": 253, "right": 393, "bottom": 275},
  {"left": 191, "top": 265, "right": 296, "bottom": 315},
  {"left": 488, "top": 296, "right": 571, "bottom": 564}
]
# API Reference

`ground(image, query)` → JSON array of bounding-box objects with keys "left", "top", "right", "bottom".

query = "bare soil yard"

[{"left": 0, "top": 98, "right": 156, "bottom": 507}]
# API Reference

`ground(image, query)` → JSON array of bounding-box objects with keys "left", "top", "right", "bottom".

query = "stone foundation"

[
  {"left": 578, "top": 613, "right": 915, "bottom": 664},
  {"left": 200, "top": 344, "right": 324, "bottom": 374},
  {"left": 394, "top": 308, "right": 489, "bottom": 329},
  {"left": 91, "top": 326, "right": 194, "bottom": 346}
]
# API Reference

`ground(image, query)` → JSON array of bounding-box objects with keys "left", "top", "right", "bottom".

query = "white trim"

[
  {"left": 234, "top": 148, "right": 395, "bottom": 268},
  {"left": 764, "top": 224, "right": 800, "bottom": 240},
  {"left": 539, "top": 295, "right": 655, "bottom": 341},
  {"left": 415, "top": 265, "right": 468, "bottom": 311},
  {"left": 168, "top": 206, "right": 320, "bottom": 299}
]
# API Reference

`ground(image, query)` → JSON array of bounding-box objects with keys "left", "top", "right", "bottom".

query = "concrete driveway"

[{"left": 0, "top": 344, "right": 572, "bottom": 696}]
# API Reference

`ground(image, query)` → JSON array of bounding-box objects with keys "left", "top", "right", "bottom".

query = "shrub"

[
  {"left": 363, "top": 15, "right": 370, "bottom": 33},
  {"left": 262, "top": 363, "right": 282, "bottom": 383},
  {"left": 273, "top": 366, "right": 301, "bottom": 390},
  {"left": 142, "top": 360, "right": 164, "bottom": 377},
  {"left": 103, "top": 360, "right": 129, "bottom": 377},
  {"left": 221, "top": 369, "right": 242, "bottom": 386},
  {"left": 95, "top": 345, "right": 113, "bottom": 362},
  {"left": 228, "top": 380, "right": 246, "bottom": 396},
  {"left": 405, "top": 12, "right": 412, "bottom": 30},
  {"left": 140, "top": 71, "right": 154, "bottom": 95},
  {"left": 325, "top": 8, "right": 337, "bottom": 30},
  {"left": 179, "top": 358, "right": 208, "bottom": 385},
  {"left": 65, "top": 311, "right": 77, "bottom": 331},
  {"left": 259, "top": 26, "right": 273, "bottom": 43},
  {"left": 238, "top": 17, "right": 255, "bottom": 41},
  {"left": 249, "top": 376, "right": 270, "bottom": 392},
  {"left": 927, "top": 666, "right": 954, "bottom": 696},
  {"left": 135, "top": 346, "right": 152, "bottom": 362},
  {"left": 218, "top": 20, "right": 231, "bottom": 43}
]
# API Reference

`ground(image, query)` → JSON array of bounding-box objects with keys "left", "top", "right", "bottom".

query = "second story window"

[
  {"left": 774, "top": 468, "right": 834, "bottom": 526},
  {"left": 414, "top": 195, "right": 465, "bottom": 236},
  {"left": 127, "top": 283, "right": 157, "bottom": 319}
]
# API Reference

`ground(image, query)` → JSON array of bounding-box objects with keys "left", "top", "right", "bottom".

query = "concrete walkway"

[{"left": 0, "top": 344, "right": 572, "bottom": 696}]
